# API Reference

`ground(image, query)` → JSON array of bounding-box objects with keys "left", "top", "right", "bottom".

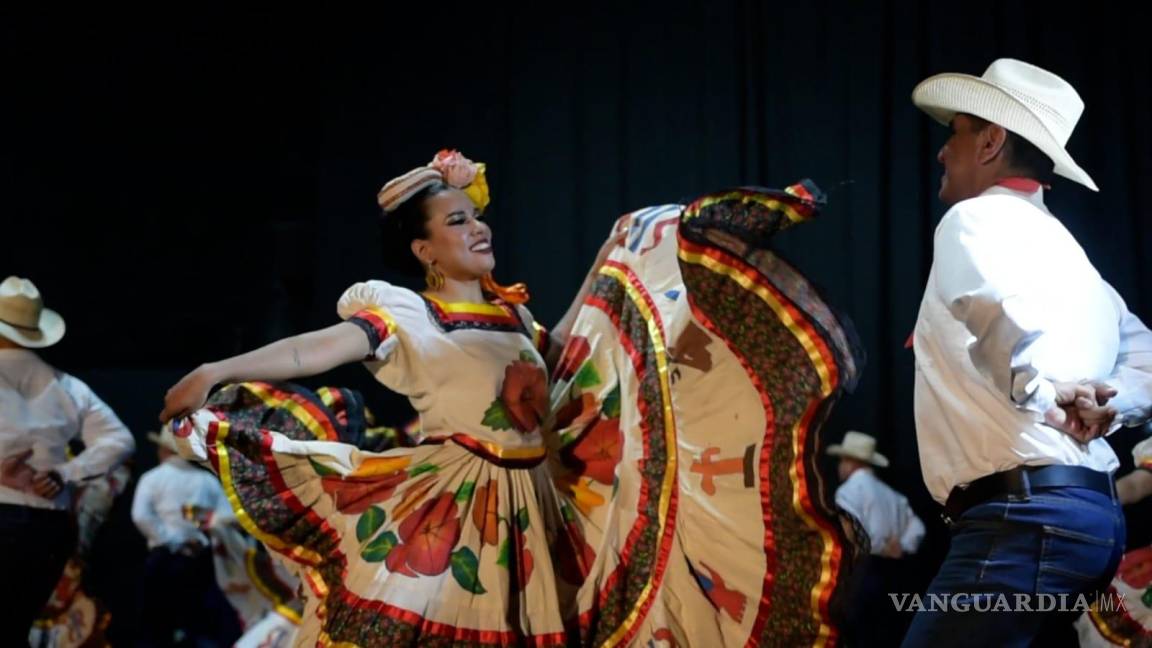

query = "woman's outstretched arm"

[{"left": 159, "top": 321, "right": 370, "bottom": 422}]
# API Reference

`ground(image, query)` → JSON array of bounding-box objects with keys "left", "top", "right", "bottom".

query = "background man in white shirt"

[
  {"left": 901, "top": 59, "right": 1152, "bottom": 646},
  {"left": 830, "top": 431, "right": 925, "bottom": 558},
  {"left": 0, "top": 276, "right": 135, "bottom": 645},
  {"left": 829, "top": 430, "right": 925, "bottom": 646},
  {"left": 132, "top": 425, "right": 241, "bottom": 647}
]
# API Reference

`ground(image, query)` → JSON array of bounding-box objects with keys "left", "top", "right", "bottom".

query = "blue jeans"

[{"left": 901, "top": 486, "right": 1124, "bottom": 647}]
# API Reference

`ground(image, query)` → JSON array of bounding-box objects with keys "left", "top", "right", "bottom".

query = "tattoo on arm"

[{"left": 292, "top": 348, "right": 302, "bottom": 368}]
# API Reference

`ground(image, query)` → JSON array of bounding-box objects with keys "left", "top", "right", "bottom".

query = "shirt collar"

[
  {"left": 0, "top": 348, "right": 39, "bottom": 361},
  {"left": 844, "top": 467, "right": 874, "bottom": 485},
  {"left": 981, "top": 179, "right": 1048, "bottom": 211},
  {"left": 995, "top": 177, "right": 1046, "bottom": 193},
  {"left": 162, "top": 456, "right": 194, "bottom": 469}
]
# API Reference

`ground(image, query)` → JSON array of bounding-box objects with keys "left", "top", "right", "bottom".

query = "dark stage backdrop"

[{"left": 4, "top": 3, "right": 1150, "bottom": 643}]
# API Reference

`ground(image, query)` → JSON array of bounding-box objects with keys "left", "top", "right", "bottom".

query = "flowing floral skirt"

[
  {"left": 550, "top": 181, "right": 866, "bottom": 647},
  {"left": 176, "top": 180, "right": 865, "bottom": 647},
  {"left": 176, "top": 382, "right": 592, "bottom": 647}
]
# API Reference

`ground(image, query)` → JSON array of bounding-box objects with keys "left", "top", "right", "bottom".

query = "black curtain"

[{"left": 4, "top": 2, "right": 1150, "bottom": 641}]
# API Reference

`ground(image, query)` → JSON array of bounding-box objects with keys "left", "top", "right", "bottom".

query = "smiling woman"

[
  {"left": 158, "top": 150, "right": 626, "bottom": 646},
  {"left": 158, "top": 151, "right": 864, "bottom": 646},
  {"left": 388, "top": 184, "right": 497, "bottom": 297}
]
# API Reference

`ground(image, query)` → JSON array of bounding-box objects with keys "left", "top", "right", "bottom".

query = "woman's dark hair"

[{"left": 378, "top": 181, "right": 454, "bottom": 276}]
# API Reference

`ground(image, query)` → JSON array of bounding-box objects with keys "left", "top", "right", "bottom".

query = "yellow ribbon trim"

[
  {"left": 214, "top": 420, "right": 325, "bottom": 567},
  {"left": 677, "top": 248, "right": 833, "bottom": 396},
  {"left": 357, "top": 306, "right": 399, "bottom": 337},
  {"left": 422, "top": 293, "right": 511, "bottom": 317},
  {"left": 1085, "top": 596, "right": 1137, "bottom": 646},
  {"left": 244, "top": 382, "right": 333, "bottom": 441},
  {"left": 679, "top": 243, "right": 840, "bottom": 645},
  {"left": 682, "top": 191, "right": 811, "bottom": 224},
  {"left": 316, "top": 387, "right": 338, "bottom": 410},
  {"left": 532, "top": 321, "right": 548, "bottom": 350},
  {"left": 597, "top": 263, "right": 678, "bottom": 648},
  {"left": 788, "top": 406, "right": 838, "bottom": 647},
  {"left": 243, "top": 547, "right": 303, "bottom": 625},
  {"left": 317, "top": 626, "right": 359, "bottom": 648}
]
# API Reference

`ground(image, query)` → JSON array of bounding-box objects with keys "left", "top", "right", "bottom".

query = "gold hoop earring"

[{"left": 425, "top": 264, "right": 444, "bottom": 290}]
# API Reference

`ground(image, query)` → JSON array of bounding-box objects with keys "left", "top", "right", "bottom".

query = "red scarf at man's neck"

[{"left": 996, "top": 177, "right": 1049, "bottom": 193}]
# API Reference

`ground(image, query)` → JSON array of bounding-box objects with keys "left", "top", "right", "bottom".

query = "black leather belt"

[{"left": 942, "top": 464, "right": 1116, "bottom": 526}]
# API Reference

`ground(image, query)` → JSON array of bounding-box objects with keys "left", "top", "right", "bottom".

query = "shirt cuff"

[
  {"left": 1014, "top": 377, "right": 1057, "bottom": 416},
  {"left": 54, "top": 462, "right": 79, "bottom": 484}
]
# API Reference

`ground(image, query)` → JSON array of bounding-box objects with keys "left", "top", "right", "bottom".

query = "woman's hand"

[
  {"left": 159, "top": 364, "right": 219, "bottom": 423},
  {"left": 156, "top": 321, "right": 372, "bottom": 423}
]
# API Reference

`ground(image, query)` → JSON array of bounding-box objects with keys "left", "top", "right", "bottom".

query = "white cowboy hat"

[
  {"left": 911, "top": 58, "right": 1097, "bottom": 191},
  {"left": 826, "top": 431, "right": 889, "bottom": 468},
  {"left": 0, "top": 277, "right": 66, "bottom": 348},
  {"left": 147, "top": 425, "right": 179, "bottom": 453}
]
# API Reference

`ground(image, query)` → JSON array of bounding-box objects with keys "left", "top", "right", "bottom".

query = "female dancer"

[{"left": 161, "top": 150, "right": 864, "bottom": 646}]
